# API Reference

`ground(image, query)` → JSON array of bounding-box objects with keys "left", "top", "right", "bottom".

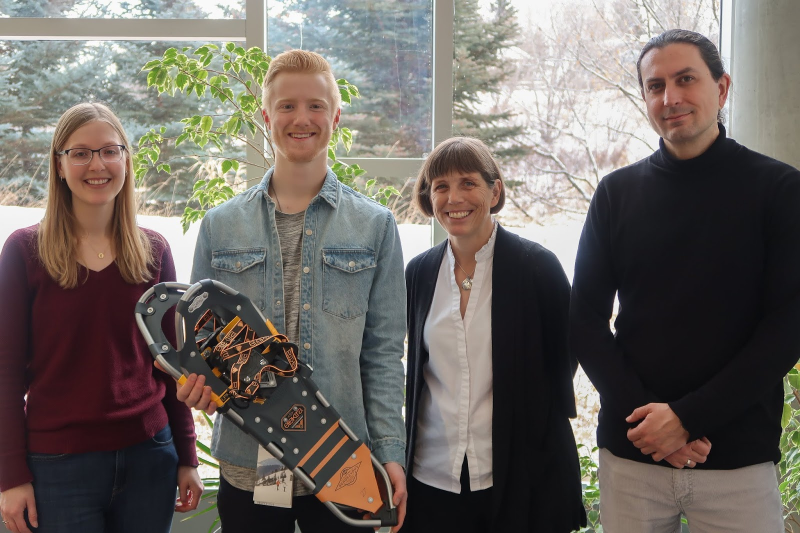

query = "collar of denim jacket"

[{"left": 251, "top": 167, "right": 339, "bottom": 209}]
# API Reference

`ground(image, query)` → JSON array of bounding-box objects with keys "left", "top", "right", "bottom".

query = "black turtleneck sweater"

[{"left": 570, "top": 124, "right": 800, "bottom": 470}]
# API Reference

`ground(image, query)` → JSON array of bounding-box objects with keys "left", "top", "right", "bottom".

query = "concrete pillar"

[{"left": 723, "top": 0, "right": 800, "bottom": 169}]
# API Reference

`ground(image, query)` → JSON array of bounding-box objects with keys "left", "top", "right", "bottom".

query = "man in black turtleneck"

[{"left": 570, "top": 29, "right": 800, "bottom": 532}]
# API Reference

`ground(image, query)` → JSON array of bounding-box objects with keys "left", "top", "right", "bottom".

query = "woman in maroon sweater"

[{"left": 0, "top": 103, "right": 201, "bottom": 533}]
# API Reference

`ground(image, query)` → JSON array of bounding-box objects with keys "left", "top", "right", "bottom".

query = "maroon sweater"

[{"left": 0, "top": 225, "right": 198, "bottom": 491}]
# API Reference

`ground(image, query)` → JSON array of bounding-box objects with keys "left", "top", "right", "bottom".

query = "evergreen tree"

[
  {"left": 0, "top": 0, "right": 242, "bottom": 211},
  {"left": 267, "top": 0, "right": 433, "bottom": 158},
  {"left": 266, "top": 0, "right": 525, "bottom": 163},
  {"left": 452, "top": 0, "right": 527, "bottom": 162}
]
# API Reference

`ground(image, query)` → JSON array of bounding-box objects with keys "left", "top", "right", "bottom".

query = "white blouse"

[{"left": 412, "top": 223, "right": 497, "bottom": 493}]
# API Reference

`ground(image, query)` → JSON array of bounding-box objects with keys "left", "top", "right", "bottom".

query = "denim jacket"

[{"left": 191, "top": 168, "right": 407, "bottom": 467}]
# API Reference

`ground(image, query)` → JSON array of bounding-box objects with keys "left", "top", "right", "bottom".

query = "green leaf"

[
  {"left": 142, "top": 59, "right": 161, "bottom": 71},
  {"left": 788, "top": 372, "right": 800, "bottom": 390},
  {"left": 342, "top": 129, "right": 353, "bottom": 152},
  {"left": 200, "top": 116, "right": 213, "bottom": 134},
  {"left": 146, "top": 69, "right": 159, "bottom": 87},
  {"left": 225, "top": 42, "right": 235, "bottom": 52},
  {"left": 175, "top": 132, "right": 189, "bottom": 147},
  {"left": 221, "top": 160, "right": 233, "bottom": 173},
  {"left": 198, "top": 457, "right": 218, "bottom": 468},
  {"left": 782, "top": 401, "right": 792, "bottom": 429}
]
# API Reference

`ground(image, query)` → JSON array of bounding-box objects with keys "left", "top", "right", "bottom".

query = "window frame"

[{"left": 0, "top": 0, "right": 454, "bottom": 183}]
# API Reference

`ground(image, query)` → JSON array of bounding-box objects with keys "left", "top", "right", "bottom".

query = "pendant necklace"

[
  {"left": 453, "top": 258, "right": 476, "bottom": 291},
  {"left": 84, "top": 233, "right": 109, "bottom": 259}
]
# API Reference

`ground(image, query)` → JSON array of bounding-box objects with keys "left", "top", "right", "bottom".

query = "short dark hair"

[
  {"left": 413, "top": 136, "right": 505, "bottom": 217},
  {"left": 637, "top": 29, "right": 726, "bottom": 89}
]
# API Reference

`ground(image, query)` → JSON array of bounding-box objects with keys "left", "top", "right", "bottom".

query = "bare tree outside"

[{"left": 497, "top": 0, "right": 720, "bottom": 223}]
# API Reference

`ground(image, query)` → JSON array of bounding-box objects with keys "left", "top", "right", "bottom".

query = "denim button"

[
  {"left": 303, "top": 342, "right": 310, "bottom": 349},
  {"left": 303, "top": 303, "right": 310, "bottom": 310},
  {"left": 305, "top": 229, "right": 313, "bottom": 236},
  {"left": 276, "top": 300, "right": 281, "bottom": 306},
  {"left": 303, "top": 267, "right": 310, "bottom": 273}
]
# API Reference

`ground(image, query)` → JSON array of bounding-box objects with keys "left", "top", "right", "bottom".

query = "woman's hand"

[
  {"left": 174, "top": 466, "right": 204, "bottom": 513},
  {"left": 0, "top": 482, "right": 37, "bottom": 533}
]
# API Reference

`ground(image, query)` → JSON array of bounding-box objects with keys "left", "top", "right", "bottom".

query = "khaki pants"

[{"left": 598, "top": 448, "right": 783, "bottom": 533}]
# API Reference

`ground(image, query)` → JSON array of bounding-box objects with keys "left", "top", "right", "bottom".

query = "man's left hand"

[
  {"left": 626, "top": 403, "right": 689, "bottom": 461},
  {"left": 382, "top": 462, "right": 407, "bottom": 532}
]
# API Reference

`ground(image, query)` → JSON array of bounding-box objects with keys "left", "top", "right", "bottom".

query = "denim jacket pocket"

[
  {"left": 210, "top": 248, "right": 267, "bottom": 309},
  {"left": 322, "top": 248, "right": 377, "bottom": 319}
]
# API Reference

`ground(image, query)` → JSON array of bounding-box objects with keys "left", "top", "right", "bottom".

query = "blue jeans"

[{"left": 26, "top": 424, "right": 179, "bottom": 533}]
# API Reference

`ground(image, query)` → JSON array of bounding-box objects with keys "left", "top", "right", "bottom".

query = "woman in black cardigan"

[{"left": 401, "top": 137, "right": 586, "bottom": 533}]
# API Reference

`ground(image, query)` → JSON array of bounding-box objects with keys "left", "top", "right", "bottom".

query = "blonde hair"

[
  {"left": 38, "top": 102, "right": 156, "bottom": 289},
  {"left": 262, "top": 49, "right": 341, "bottom": 111}
]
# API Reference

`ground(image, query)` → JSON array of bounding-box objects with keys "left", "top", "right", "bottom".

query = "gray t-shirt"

[{"left": 220, "top": 208, "right": 310, "bottom": 496}]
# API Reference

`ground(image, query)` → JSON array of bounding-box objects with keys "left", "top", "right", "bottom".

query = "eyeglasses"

[{"left": 56, "top": 145, "right": 127, "bottom": 166}]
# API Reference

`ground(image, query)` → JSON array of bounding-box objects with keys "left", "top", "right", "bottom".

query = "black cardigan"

[{"left": 404, "top": 225, "right": 586, "bottom": 532}]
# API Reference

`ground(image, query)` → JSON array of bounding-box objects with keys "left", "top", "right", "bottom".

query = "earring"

[{"left": 59, "top": 175, "right": 64, "bottom": 181}]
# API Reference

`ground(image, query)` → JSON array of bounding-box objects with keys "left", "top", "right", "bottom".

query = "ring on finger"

[{"left": 686, "top": 458, "right": 692, "bottom": 466}]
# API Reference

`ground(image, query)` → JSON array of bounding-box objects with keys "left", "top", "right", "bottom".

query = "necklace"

[
  {"left": 453, "top": 258, "right": 476, "bottom": 291},
  {"left": 269, "top": 182, "right": 284, "bottom": 213},
  {"left": 84, "top": 234, "right": 109, "bottom": 259}
]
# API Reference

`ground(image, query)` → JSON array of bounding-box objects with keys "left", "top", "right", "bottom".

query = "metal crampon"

[{"left": 135, "top": 279, "right": 397, "bottom": 528}]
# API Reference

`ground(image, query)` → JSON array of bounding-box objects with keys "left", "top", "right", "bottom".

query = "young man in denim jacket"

[{"left": 176, "top": 49, "right": 407, "bottom": 532}]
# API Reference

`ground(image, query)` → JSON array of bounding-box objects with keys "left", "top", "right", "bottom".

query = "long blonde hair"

[{"left": 38, "top": 102, "right": 155, "bottom": 289}]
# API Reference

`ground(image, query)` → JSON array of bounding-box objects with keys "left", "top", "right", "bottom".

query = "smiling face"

[
  {"left": 430, "top": 171, "right": 501, "bottom": 243},
  {"left": 640, "top": 42, "right": 731, "bottom": 159},
  {"left": 263, "top": 71, "right": 340, "bottom": 166},
  {"left": 57, "top": 120, "right": 127, "bottom": 211}
]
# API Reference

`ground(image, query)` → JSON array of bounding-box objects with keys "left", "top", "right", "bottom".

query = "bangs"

[{"left": 426, "top": 138, "right": 489, "bottom": 181}]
